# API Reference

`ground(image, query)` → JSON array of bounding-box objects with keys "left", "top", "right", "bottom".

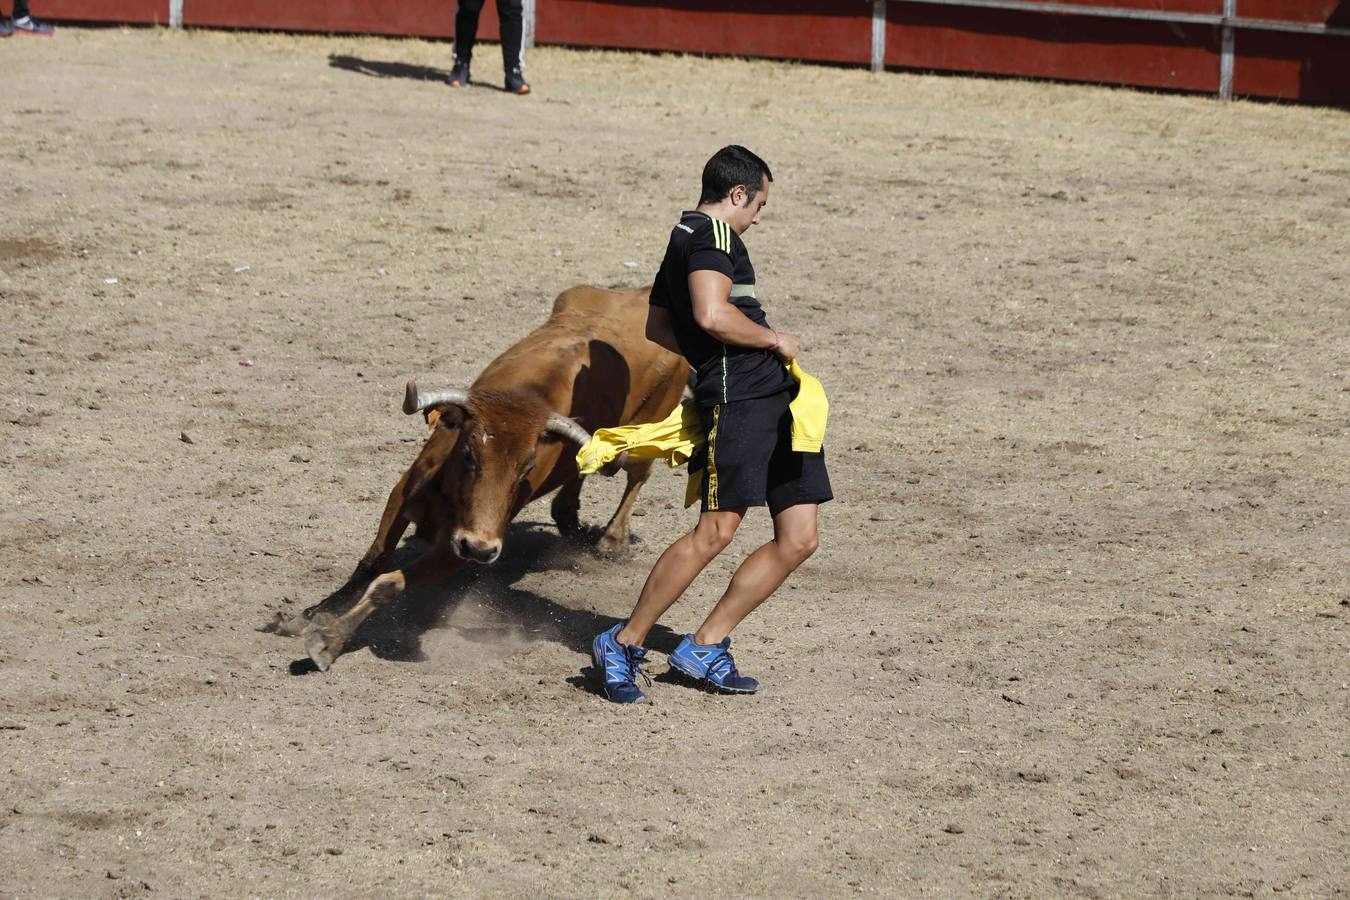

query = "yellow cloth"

[
  {"left": 786, "top": 358, "right": 828, "bottom": 454},
  {"left": 576, "top": 360, "right": 829, "bottom": 507},
  {"left": 575, "top": 402, "right": 704, "bottom": 475}
]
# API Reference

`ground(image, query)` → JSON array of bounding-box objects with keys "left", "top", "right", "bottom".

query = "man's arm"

[
  {"left": 689, "top": 270, "right": 800, "bottom": 360},
  {"left": 645, "top": 304, "right": 683, "bottom": 356}
]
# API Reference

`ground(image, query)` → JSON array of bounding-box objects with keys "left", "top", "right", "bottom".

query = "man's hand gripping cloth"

[{"left": 576, "top": 359, "right": 829, "bottom": 506}]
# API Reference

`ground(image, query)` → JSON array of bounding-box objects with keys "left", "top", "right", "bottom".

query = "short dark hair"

[{"left": 699, "top": 145, "right": 773, "bottom": 205}]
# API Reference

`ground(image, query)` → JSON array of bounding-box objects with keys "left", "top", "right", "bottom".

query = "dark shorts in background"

[{"left": 691, "top": 390, "right": 833, "bottom": 517}]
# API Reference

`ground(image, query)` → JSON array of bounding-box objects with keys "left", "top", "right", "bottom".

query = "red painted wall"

[
  {"left": 1239, "top": 0, "right": 1346, "bottom": 22},
  {"left": 537, "top": 0, "right": 1346, "bottom": 102},
  {"left": 31, "top": 0, "right": 167, "bottom": 25},
  {"left": 1233, "top": 30, "right": 1349, "bottom": 102},
  {"left": 535, "top": 0, "right": 871, "bottom": 64},
  {"left": 182, "top": 0, "right": 494, "bottom": 39},
  {"left": 33, "top": 0, "right": 495, "bottom": 37},
  {"left": 29, "top": 0, "right": 1350, "bottom": 103},
  {"left": 885, "top": 6, "right": 1223, "bottom": 93},
  {"left": 1015, "top": 0, "right": 1220, "bottom": 12}
]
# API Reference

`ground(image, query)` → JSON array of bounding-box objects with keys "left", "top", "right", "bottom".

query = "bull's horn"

[
  {"left": 403, "top": 380, "right": 469, "bottom": 415},
  {"left": 545, "top": 412, "right": 592, "bottom": 447}
]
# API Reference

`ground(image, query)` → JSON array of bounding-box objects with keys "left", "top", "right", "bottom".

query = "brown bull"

[{"left": 302, "top": 285, "right": 687, "bottom": 671}]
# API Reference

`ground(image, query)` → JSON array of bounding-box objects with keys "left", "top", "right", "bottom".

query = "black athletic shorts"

[{"left": 690, "top": 390, "right": 833, "bottom": 516}]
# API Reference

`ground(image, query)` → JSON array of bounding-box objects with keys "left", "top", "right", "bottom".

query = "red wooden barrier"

[
  {"left": 884, "top": 6, "right": 1223, "bottom": 94},
  {"left": 27, "top": 0, "right": 1350, "bottom": 103},
  {"left": 183, "top": 0, "right": 494, "bottom": 39},
  {"left": 535, "top": 0, "right": 870, "bottom": 65},
  {"left": 30, "top": 0, "right": 167, "bottom": 25},
  {"left": 1240, "top": 0, "right": 1344, "bottom": 21},
  {"left": 31, "top": 0, "right": 495, "bottom": 37},
  {"left": 1233, "top": 30, "right": 1348, "bottom": 102}
]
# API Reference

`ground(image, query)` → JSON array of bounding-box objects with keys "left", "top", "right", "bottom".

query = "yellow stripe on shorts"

[{"left": 706, "top": 405, "right": 721, "bottom": 510}]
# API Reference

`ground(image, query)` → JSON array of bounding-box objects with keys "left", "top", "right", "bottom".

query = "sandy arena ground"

[{"left": 1, "top": 26, "right": 1348, "bottom": 898}]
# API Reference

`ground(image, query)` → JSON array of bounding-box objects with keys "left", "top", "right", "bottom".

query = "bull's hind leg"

[
  {"left": 304, "top": 545, "right": 465, "bottom": 671},
  {"left": 550, "top": 471, "right": 584, "bottom": 535},
  {"left": 597, "top": 459, "right": 655, "bottom": 558}
]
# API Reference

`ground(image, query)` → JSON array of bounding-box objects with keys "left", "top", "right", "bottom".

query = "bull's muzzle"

[{"left": 453, "top": 533, "right": 502, "bottom": 565}]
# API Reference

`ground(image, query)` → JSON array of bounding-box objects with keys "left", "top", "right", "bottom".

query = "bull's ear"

[{"left": 428, "top": 404, "right": 466, "bottom": 433}]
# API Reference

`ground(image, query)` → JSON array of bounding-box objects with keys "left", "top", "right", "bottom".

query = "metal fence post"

[
  {"left": 1218, "top": 0, "right": 1235, "bottom": 99},
  {"left": 169, "top": 0, "right": 182, "bottom": 28},
  {"left": 524, "top": 0, "right": 536, "bottom": 49},
  {"left": 872, "top": 0, "right": 886, "bottom": 73}
]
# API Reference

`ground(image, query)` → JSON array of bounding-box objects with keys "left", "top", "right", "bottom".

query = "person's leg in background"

[
  {"left": 448, "top": 0, "right": 486, "bottom": 87},
  {"left": 497, "top": 0, "right": 530, "bottom": 94},
  {"left": 11, "top": 0, "right": 55, "bottom": 35}
]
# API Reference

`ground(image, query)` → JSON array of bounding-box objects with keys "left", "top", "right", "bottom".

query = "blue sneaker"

[
  {"left": 668, "top": 635, "right": 759, "bottom": 694},
  {"left": 592, "top": 623, "right": 650, "bottom": 704}
]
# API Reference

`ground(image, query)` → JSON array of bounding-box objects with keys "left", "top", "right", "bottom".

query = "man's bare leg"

[
  {"left": 693, "top": 502, "right": 819, "bottom": 646},
  {"left": 616, "top": 507, "right": 745, "bottom": 647}
]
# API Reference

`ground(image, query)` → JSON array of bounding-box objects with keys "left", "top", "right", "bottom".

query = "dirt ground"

[{"left": 1, "top": 26, "right": 1347, "bottom": 898}]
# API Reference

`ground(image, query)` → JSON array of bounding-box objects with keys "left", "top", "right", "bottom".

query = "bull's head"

[{"left": 402, "top": 380, "right": 593, "bottom": 565}]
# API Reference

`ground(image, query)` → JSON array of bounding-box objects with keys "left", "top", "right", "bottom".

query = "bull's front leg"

[
  {"left": 351, "top": 481, "right": 413, "bottom": 584},
  {"left": 304, "top": 544, "right": 465, "bottom": 671},
  {"left": 350, "top": 428, "right": 456, "bottom": 584},
  {"left": 597, "top": 459, "right": 655, "bottom": 558},
  {"left": 301, "top": 482, "right": 416, "bottom": 622}
]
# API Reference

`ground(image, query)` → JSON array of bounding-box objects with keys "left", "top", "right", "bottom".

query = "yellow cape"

[{"left": 576, "top": 359, "right": 829, "bottom": 508}]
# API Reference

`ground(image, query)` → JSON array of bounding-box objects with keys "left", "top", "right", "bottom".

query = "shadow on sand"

[
  {"left": 327, "top": 54, "right": 450, "bottom": 83},
  {"left": 266, "top": 521, "right": 680, "bottom": 694},
  {"left": 327, "top": 54, "right": 518, "bottom": 93}
]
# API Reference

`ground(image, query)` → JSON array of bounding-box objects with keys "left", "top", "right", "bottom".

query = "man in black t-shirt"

[{"left": 592, "top": 145, "right": 832, "bottom": 703}]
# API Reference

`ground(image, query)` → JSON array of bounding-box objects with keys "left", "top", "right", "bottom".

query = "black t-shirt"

[{"left": 650, "top": 210, "right": 794, "bottom": 407}]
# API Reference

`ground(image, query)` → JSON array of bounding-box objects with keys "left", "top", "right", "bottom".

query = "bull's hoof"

[
  {"left": 597, "top": 531, "right": 631, "bottom": 559},
  {"left": 552, "top": 502, "right": 582, "bottom": 534},
  {"left": 304, "top": 626, "right": 344, "bottom": 672},
  {"left": 259, "top": 610, "right": 307, "bottom": 637},
  {"left": 552, "top": 507, "right": 583, "bottom": 537}
]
